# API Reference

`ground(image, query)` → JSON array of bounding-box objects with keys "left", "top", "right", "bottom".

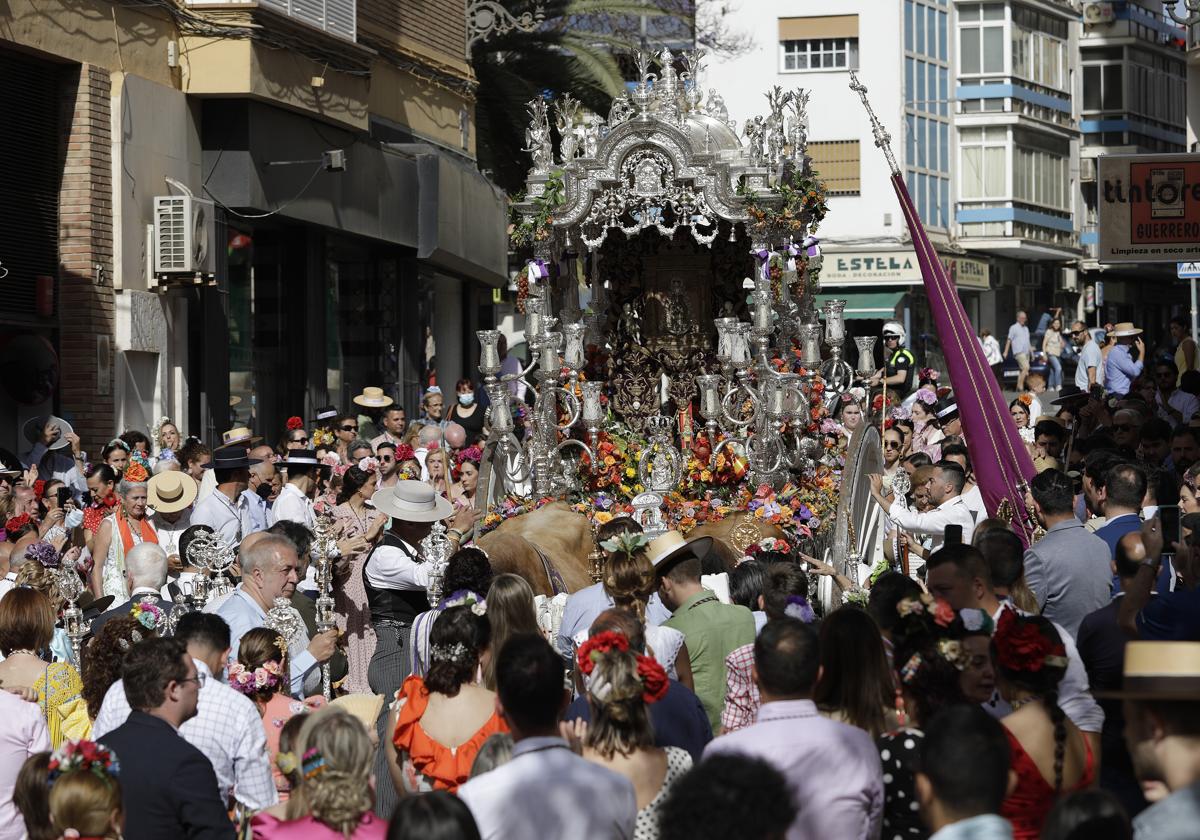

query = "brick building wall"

[{"left": 57, "top": 64, "right": 115, "bottom": 460}]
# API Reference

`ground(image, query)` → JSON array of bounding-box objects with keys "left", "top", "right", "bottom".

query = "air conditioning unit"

[
  {"left": 1082, "top": 1, "right": 1114, "bottom": 24},
  {"left": 1059, "top": 267, "right": 1079, "bottom": 292},
  {"left": 153, "top": 194, "right": 216, "bottom": 276},
  {"left": 1080, "top": 158, "right": 1097, "bottom": 183}
]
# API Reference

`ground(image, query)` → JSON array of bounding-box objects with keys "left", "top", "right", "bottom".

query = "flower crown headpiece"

[
  {"left": 439, "top": 589, "right": 487, "bottom": 615},
  {"left": 993, "top": 608, "right": 1067, "bottom": 673},
  {"left": 228, "top": 660, "right": 284, "bottom": 695},
  {"left": 576, "top": 631, "right": 669, "bottom": 705},
  {"left": 286, "top": 416, "right": 305, "bottom": 431},
  {"left": 130, "top": 601, "right": 164, "bottom": 632},
  {"left": 456, "top": 445, "right": 483, "bottom": 468},
  {"left": 599, "top": 532, "right": 651, "bottom": 557},
  {"left": 47, "top": 740, "right": 120, "bottom": 785},
  {"left": 25, "top": 540, "right": 59, "bottom": 569}
]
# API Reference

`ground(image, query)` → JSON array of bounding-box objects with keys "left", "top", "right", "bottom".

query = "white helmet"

[{"left": 882, "top": 320, "right": 907, "bottom": 345}]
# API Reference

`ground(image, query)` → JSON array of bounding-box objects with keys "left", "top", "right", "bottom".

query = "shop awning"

[{"left": 815, "top": 290, "right": 906, "bottom": 319}]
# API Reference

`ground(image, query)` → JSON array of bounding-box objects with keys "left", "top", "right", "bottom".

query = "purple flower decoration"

[
  {"left": 24, "top": 541, "right": 59, "bottom": 569},
  {"left": 784, "top": 595, "right": 816, "bottom": 624}
]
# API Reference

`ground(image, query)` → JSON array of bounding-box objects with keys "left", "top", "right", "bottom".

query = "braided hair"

[{"left": 992, "top": 611, "right": 1070, "bottom": 792}]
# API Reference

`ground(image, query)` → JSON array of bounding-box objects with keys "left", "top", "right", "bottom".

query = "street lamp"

[{"left": 1164, "top": 1, "right": 1200, "bottom": 25}]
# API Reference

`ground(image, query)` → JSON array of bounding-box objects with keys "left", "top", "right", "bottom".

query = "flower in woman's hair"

[
  {"left": 5, "top": 513, "right": 32, "bottom": 533},
  {"left": 47, "top": 739, "right": 119, "bottom": 784},
  {"left": 129, "top": 601, "right": 164, "bottom": 631},
  {"left": 456, "top": 445, "right": 483, "bottom": 467},
  {"left": 599, "top": 532, "right": 651, "bottom": 557},
  {"left": 276, "top": 751, "right": 298, "bottom": 775},
  {"left": 896, "top": 596, "right": 926, "bottom": 618},
  {"left": 32, "top": 479, "right": 46, "bottom": 498},
  {"left": 1017, "top": 393, "right": 1032, "bottom": 407},
  {"left": 123, "top": 462, "right": 149, "bottom": 483},
  {"left": 890, "top": 405, "right": 911, "bottom": 421},
  {"left": 301, "top": 747, "right": 326, "bottom": 780},
  {"left": 783, "top": 594, "right": 815, "bottom": 624},
  {"left": 395, "top": 444, "right": 416, "bottom": 462},
  {"left": 959, "top": 608, "right": 993, "bottom": 634},
  {"left": 576, "top": 630, "right": 630, "bottom": 676},
  {"left": 636, "top": 654, "right": 669, "bottom": 704},
  {"left": 937, "top": 639, "right": 968, "bottom": 670},
  {"left": 930, "top": 598, "right": 955, "bottom": 628},
  {"left": 917, "top": 390, "right": 937, "bottom": 406},
  {"left": 158, "top": 448, "right": 176, "bottom": 463},
  {"left": 431, "top": 642, "right": 470, "bottom": 664},
  {"left": 24, "top": 541, "right": 59, "bottom": 569},
  {"left": 440, "top": 589, "right": 487, "bottom": 614},
  {"left": 356, "top": 457, "right": 380, "bottom": 474},
  {"left": 993, "top": 608, "right": 1066, "bottom": 672},
  {"left": 286, "top": 416, "right": 304, "bottom": 431}
]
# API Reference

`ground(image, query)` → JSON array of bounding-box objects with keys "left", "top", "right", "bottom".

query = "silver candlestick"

[
  {"left": 421, "top": 521, "right": 452, "bottom": 608},
  {"left": 312, "top": 514, "right": 337, "bottom": 700}
]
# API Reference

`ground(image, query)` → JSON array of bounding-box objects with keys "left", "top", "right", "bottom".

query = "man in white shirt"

[
  {"left": 869, "top": 461, "right": 977, "bottom": 550},
  {"left": 190, "top": 447, "right": 261, "bottom": 545},
  {"left": 459, "top": 634, "right": 637, "bottom": 840},
  {"left": 146, "top": 472, "right": 197, "bottom": 571},
  {"left": 210, "top": 533, "right": 337, "bottom": 697},
  {"left": 940, "top": 443, "right": 988, "bottom": 528},
  {"left": 272, "top": 450, "right": 363, "bottom": 593},
  {"left": 92, "top": 611, "right": 279, "bottom": 812},
  {"left": 241, "top": 445, "right": 277, "bottom": 534}
]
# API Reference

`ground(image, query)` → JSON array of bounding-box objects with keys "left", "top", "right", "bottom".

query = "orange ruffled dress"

[{"left": 391, "top": 675, "right": 507, "bottom": 794}]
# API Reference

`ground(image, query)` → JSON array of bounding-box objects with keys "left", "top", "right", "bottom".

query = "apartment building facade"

[{"left": 0, "top": 0, "right": 506, "bottom": 457}]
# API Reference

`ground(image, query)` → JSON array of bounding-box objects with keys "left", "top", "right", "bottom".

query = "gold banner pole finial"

[{"left": 848, "top": 71, "right": 900, "bottom": 177}]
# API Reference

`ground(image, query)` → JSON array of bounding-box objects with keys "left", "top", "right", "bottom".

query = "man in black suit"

[
  {"left": 98, "top": 637, "right": 235, "bottom": 839},
  {"left": 90, "top": 541, "right": 173, "bottom": 636}
]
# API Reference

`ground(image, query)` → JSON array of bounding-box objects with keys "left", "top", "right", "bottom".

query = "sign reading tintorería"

[
  {"left": 1098, "top": 153, "right": 1200, "bottom": 264},
  {"left": 822, "top": 250, "right": 989, "bottom": 289}
]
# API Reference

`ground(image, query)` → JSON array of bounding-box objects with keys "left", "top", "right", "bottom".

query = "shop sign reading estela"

[{"left": 822, "top": 250, "right": 989, "bottom": 289}]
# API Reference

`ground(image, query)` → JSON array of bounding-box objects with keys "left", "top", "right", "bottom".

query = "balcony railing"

[{"left": 187, "top": 0, "right": 356, "bottom": 42}]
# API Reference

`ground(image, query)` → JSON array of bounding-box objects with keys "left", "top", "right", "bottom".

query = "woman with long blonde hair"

[
  {"left": 482, "top": 575, "right": 539, "bottom": 690},
  {"left": 424, "top": 449, "right": 452, "bottom": 498},
  {"left": 253, "top": 706, "right": 386, "bottom": 838},
  {"left": 569, "top": 629, "right": 690, "bottom": 840}
]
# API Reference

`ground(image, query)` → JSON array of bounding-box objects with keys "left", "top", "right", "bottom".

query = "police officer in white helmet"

[{"left": 869, "top": 320, "right": 917, "bottom": 397}]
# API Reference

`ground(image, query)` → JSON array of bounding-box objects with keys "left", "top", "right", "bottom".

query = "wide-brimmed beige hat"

[
  {"left": 1097, "top": 641, "right": 1200, "bottom": 700},
  {"left": 22, "top": 415, "right": 73, "bottom": 450},
  {"left": 1109, "top": 322, "right": 1143, "bottom": 338},
  {"left": 353, "top": 387, "right": 394, "bottom": 409},
  {"left": 215, "top": 426, "right": 262, "bottom": 449},
  {"left": 647, "top": 531, "right": 713, "bottom": 574},
  {"left": 373, "top": 480, "right": 454, "bottom": 522},
  {"left": 147, "top": 472, "right": 198, "bottom": 513}
]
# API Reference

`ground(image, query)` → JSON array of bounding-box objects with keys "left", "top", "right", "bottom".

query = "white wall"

[
  {"left": 110, "top": 72, "right": 202, "bottom": 435},
  {"left": 706, "top": 0, "right": 907, "bottom": 247}
]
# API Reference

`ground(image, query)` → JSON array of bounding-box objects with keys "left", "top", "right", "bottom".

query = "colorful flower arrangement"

[
  {"left": 228, "top": 660, "right": 284, "bottom": 696},
  {"left": 312, "top": 428, "right": 335, "bottom": 449},
  {"left": 48, "top": 739, "right": 119, "bottom": 784},
  {"left": 130, "top": 450, "right": 152, "bottom": 472},
  {"left": 130, "top": 601, "right": 164, "bottom": 631}
]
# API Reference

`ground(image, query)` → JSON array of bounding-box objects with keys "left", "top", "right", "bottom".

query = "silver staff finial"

[{"left": 848, "top": 71, "right": 900, "bottom": 177}]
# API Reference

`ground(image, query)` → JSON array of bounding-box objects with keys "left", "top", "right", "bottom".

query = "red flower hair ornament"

[
  {"left": 993, "top": 608, "right": 1067, "bottom": 673},
  {"left": 577, "top": 631, "right": 669, "bottom": 705},
  {"left": 286, "top": 416, "right": 304, "bottom": 431},
  {"left": 394, "top": 444, "right": 416, "bottom": 462}
]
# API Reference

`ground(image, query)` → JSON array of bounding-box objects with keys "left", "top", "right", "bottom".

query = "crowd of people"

[{"left": 0, "top": 311, "right": 1195, "bottom": 839}]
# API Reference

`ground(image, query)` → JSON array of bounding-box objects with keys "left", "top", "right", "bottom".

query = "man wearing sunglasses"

[
  {"left": 1071, "top": 321, "right": 1103, "bottom": 395},
  {"left": 376, "top": 441, "right": 401, "bottom": 488}
]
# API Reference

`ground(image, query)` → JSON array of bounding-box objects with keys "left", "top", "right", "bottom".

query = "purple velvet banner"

[{"left": 890, "top": 174, "right": 1036, "bottom": 542}]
